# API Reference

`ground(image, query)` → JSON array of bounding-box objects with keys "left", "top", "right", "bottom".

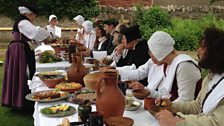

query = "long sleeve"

[
  {"left": 172, "top": 77, "right": 224, "bottom": 126},
  {"left": 80, "top": 32, "right": 96, "bottom": 50},
  {"left": 116, "top": 59, "right": 150, "bottom": 81},
  {"left": 173, "top": 62, "right": 201, "bottom": 102},
  {"left": 18, "top": 20, "right": 50, "bottom": 42}
]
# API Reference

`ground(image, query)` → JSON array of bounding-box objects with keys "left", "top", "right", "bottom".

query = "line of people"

[{"left": 1, "top": 1, "right": 224, "bottom": 126}]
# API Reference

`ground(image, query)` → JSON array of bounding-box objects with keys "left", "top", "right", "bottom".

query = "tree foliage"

[{"left": 0, "top": 0, "right": 100, "bottom": 20}]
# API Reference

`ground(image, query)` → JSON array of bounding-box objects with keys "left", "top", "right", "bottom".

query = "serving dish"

[
  {"left": 125, "top": 100, "right": 142, "bottom": 111},
  {"left": 55, "top": 82, "right": 82, "bottom": 93},
  {"left": 25, "top": 90, "right": 69, "bottom": 102},
  {"left": 41, "top": 104, "right": 76, "bottom": 117},
  {"left": 105, "top": 117, "right": 134, "bottom": 126},
  {"left": 67, "top": 90, "right": 96, "bottom": 104}
]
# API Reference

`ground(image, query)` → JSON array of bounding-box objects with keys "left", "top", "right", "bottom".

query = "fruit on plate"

[{"left": 41, "top": 104, "right": 70, "bottom": 114}]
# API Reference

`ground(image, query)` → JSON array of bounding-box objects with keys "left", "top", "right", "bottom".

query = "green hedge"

[{"left": 135, "top": 7, "right": 224, "bottom": 51}]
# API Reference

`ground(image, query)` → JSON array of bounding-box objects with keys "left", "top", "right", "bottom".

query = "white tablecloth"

[
  {"left": 29, "top": 75, "right": 159, "bottom": 126},
  {"left": 36, "top": 61, "right": 93, "bottom": 72},
  {"left": 36, "top": 61, "right": 71, "bottom": 72}
]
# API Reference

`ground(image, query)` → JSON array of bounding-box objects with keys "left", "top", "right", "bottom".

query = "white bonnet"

[
  {"left": 18, "top": 6, "right": 32, "bottom": 14},
  {"left": 49, "top": 14, "right": 57, "bottom": 22},
  {"left": 82, "top": 20, "right": 93, "bottom": 33},
  {"left": 73, "top": 15, "right": 85, "bottom": 25},
  {"left": 147, "top": 31, "right": 175, "bottom": 61}
]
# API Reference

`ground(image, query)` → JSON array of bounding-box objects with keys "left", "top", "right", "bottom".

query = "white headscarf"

[
  {"left": 82, "top": 20, "right": 93, "bottom": 33},
  {"left": 18, "top": 6, "right": 33, "bottom": 14},
  {"left": 73, "top": 15, "right": 85, "bottom": 25},
  {"left": 147, "top": 31, "right": 175, "bottom": 61},
  {"left": 49, "top": 14, "right": 58, "bottom": 23}
]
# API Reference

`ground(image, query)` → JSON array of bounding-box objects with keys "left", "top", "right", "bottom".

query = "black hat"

[
  {"left": 22, "top": 1, "right": 38, "bottom": 14},
  {"left": 120, "top": 25, "right": 142, "bottom": 43},
  {"left": 103, "top": 19, "right": 119, "bottom": 27}
]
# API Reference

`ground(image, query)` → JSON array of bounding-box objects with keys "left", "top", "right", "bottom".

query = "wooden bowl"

[
  {"left": 40, "top": 75, "right": 65, "bottom": 88},
  {"left": 105, "top": 117, "right": 134, "bottom": 126},
  {"left": 83, "top": 72, "right": 104, "bottom": 91},
  {"left": 132, "top": 89, "right": 150, "bottom": 99}
]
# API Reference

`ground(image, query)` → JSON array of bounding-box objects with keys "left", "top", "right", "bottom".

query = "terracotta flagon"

[
  {"left": 95, "top": 70, "right": 125, "bottom": 120},
  {"left": 67, "top": 53, "right": 88, "bottom": 86}
]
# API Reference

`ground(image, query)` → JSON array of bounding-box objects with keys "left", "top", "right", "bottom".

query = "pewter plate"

[
  {"left": 25, "top": 90, "right": 70, "bottom": 103},
  {"left": 125, "top": 100, "right": 142, "bottom": 111}
]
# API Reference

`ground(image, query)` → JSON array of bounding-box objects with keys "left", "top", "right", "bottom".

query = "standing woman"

[{"left": 1, "top": 3, "right": 50, "bottom": 110}]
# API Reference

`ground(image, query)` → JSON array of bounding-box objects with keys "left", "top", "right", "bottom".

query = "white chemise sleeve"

[{"left": 18, "top": 20, "right": 50, "bottom": 42}]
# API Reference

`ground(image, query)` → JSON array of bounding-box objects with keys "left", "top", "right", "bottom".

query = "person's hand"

[
  {"left": 155, "top": 98, "right": 172, "bottom": 107},
  {"left": 115, "top": 44, "right": 125, "bottom": 56},
  {"left": 155, "top": 110, "right": 184, "bottom": 126},
  {"left": 129, "top": 81, "right": 145, "bottom": 90},
  {"left": 99, "top": 66, "right": 116, "bottom": 72},
  {"left": 78, "top": 32, "right": 84, "bottom": 41},
  {"left": 100, "top": 58, "right": 112, "bottom": 65},
  {"left": 76, "top": 44, "right": 87, "bottom": 52}
]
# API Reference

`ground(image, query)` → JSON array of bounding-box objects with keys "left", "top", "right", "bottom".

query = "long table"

[{"left": 29, "top": 74, "right": 159, "bottom": 126}]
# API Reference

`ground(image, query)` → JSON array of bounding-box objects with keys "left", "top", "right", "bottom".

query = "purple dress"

[{"left": 1, "top": 15, "right": 36, "bottom": 110}]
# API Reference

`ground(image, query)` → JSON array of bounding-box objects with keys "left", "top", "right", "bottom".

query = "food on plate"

[
  {"left": 32, "top": 90, "right": 65, "bottom": 100},
  {"left": 38, "top": 51, "right": 62, "bottom": 63},
  {"left": 36, "top": 71, "right": 63, "bottom": 76},
  {"left": 55, "top": 82, "right": 82, "bottom": 93},
  {"left": 155, "top": 100, "right": 168, "bottom": 107},
  {"left": 76, "top": 92, "right": 96, "bottom": 102},
  {"left": 41, "top": 104, "right": 70, "bottom": 114},
  {"left": 68, "top": 90, "right": 96, "bottom": 104}
]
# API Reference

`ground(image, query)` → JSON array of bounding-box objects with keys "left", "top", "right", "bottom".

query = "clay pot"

[
  {"left": 67, "top": 53, "right": 88, "bottom": 86},
  {"left": 40, "top": 75, "right": 64, "bottom": 88},
  {"left": 96, "top": 70, "right": 125, "bottom": 120}
]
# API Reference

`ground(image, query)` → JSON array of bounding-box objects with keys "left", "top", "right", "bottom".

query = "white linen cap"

[
  {"left": 49, "top": 14, "right": 57, "bottom": 22},
  {"left": 18, "top": 6, "right": 32, "bottom": 14},
  {"left": 147, "top": 31, "right": 175, "bottom": 61},
  {"left": 73, "top": 15, "right": 84, "bottom": 25},
  {"left": 82, "top": 20, "right": 93, "bottom": 33}
]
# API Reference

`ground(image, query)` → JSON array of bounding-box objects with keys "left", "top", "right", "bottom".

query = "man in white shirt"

[{"left": 155, "top": 27, "right": 224, "bottom": 126}]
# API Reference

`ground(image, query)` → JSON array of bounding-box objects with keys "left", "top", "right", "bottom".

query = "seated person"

[
  {"left": 46, "top": 14, "right": 61, "bottom": 39},
  {"left": 117, "top": 31, "right": 201, "bottom": 102},
  {"left": 113, "top": 25, "right": 150, "bottom": 68},
  {"left": 79, "top": 20, "right": 96, "bottom": 50},
  {"left": 155, "top": 27, "right": 224, "bottom": 126},
  {"left": 101, "top": 23, "right": 129, "bottom": 65},
  {"left": 81, "top": 20, "right": 109, "bottom": 59}
]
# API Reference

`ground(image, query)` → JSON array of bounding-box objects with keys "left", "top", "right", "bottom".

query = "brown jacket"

[{"left": 172, "top": 75, "right": 224, "bottom": 126}]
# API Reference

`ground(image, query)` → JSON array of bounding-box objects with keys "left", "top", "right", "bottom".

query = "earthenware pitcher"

[
  {"left": 96, "top": 70, "right": 125, "bottom": 120},
  {"left": 67, "top": 53, "right": 88, "bottom": 86}
]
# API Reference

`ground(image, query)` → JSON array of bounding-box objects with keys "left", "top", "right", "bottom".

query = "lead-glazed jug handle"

[{"left": 96, "top": 77, "right": 105, "bottom": 97}]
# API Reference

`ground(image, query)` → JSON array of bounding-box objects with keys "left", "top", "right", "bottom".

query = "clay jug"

[
  {"left": 67, "top": 53, "right": 88, "bottom": 86},
  {"left": 96, "top": 70, "right": 125, "bottom": 120}
]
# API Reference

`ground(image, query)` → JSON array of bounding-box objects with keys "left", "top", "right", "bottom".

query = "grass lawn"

[{"left": 0, "top": 65, "right": 33, "bottom": 126}]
